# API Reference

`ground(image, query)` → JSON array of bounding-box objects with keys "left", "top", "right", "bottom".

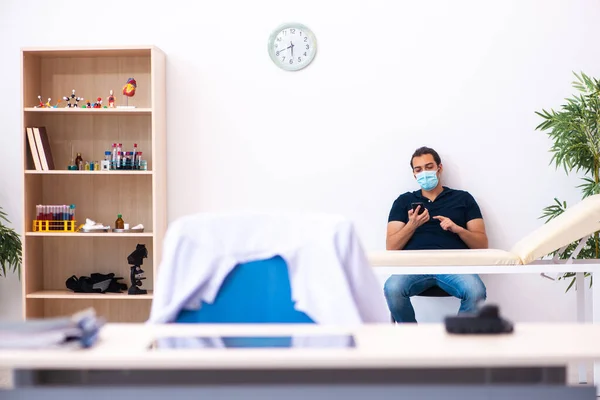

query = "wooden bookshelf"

[{"left": 21, "top": 46, "right": 166, "bottom": 323}]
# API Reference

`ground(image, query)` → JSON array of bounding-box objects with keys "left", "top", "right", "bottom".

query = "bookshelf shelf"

[
  {"left": 24, "top": 107, "right": 152, "bottom": 114},
  {"left": 25, "top": 232, "right": 154, "bottom": 237},
  {"left": 21, "top": 46, "right": 166, "bottom": 323},
  {"left": 26, "top": 290, "right": 154, "bottom": 300},
  {"left": 25, "top": 170, "right": 153, "bottom": 175}
]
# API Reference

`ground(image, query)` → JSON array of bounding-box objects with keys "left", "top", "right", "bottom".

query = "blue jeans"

[{"left": 383, "top": 274, "right": 487, "bottom": 323}]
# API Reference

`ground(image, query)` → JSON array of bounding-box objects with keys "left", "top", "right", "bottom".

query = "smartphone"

[{"left": 411, "top": 202, "right": 425, "bottom": 215}]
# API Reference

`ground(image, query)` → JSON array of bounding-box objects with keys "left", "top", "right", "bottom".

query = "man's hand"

[
  {"left": 407, "top": 206, "right": 430, "bottom": 228},
  {"left": 432, "top": 215, "right": 463, "bottom": 233},
  {"left": 386, "top": 207, "right": 429, "bottom": 250},
  {"left": 432, "top": 216, "right": 488, "bottom": 249}
]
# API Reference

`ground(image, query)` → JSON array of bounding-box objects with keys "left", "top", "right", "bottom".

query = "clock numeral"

[
  {"left": 300, "top": 31, "right": 303, "bottom": 36},
  {"left": 283, "top": 30, "right": 287, "bottom": 35},
  {"left": 289, "top": 59, "right": 293, "bottom": 64},
  {"left": 304, "top": 52, "right": 307, "bottom": 57},
  {"left": 306, "top": 44, "right": 309, "bottom": 50},
  {"left": 304, "top": 36, "right": 308, "bottom": 42},
  {"left": 276, "top": 37, "right": 282, "bottom": 42},
  {"left": 281, "top": 56, "right": 285, "bottom": 62},
  {"left": 290, "top": 28, "right": 295, "bottom": 34},
  {"left": 297, "top": 57, "right": 301, "bottom": 62},
  {"left": 276, "top": 51, "right": 280, "bottom": 56}
]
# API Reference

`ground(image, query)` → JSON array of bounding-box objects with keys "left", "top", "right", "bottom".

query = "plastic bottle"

[
  {"left": 136, "top": 152, "right": 143, "bottom": 170},
  {"left": 132, "top": 143, "right": 138, "bottom": 168},
  {"left": 115, "top": 214, "right": 125, "bottom": 229},
  {"left": 111, "top": 143, "right": 117, "bottom": 170},
  {"left": 123, "top": 152, "right": 130, "bottom": 170},
  {"left": 103, "top": 151, "right": 111, "bottom": 171}
]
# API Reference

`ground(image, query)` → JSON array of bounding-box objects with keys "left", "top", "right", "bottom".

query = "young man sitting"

[{"left": 384, "top": 146, "right": 488, "bottom": 323}]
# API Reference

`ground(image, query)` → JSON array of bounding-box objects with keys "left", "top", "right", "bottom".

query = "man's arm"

[
  {"left": 457, "top": 218, "right": 488, "bottom": 249},
  {"left": 386, "top": 221, "right": 415, "bottom": 250},
  {"left": 433, "top": 216, "right": 488, "bottom": 249},
  {"left": 386, "top": 207, "right": 430, "bottom": 250}
]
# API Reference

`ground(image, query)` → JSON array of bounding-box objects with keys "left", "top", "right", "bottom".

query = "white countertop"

[{"left": 1, "top": 323, "right": 600, "bottom": 370}]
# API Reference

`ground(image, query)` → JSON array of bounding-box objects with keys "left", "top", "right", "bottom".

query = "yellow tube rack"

[{"left": 32, "top": 220, "right": 77, "bottom": 232}]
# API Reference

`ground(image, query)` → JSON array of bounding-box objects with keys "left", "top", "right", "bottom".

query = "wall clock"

[{"left": 268, "top": 23, "right": 317, "bottom": 71}]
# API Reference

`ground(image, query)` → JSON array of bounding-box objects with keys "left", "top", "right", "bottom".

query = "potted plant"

[
  {"left": 535, "top": 72, "right": 600, "bottom": 291},
  {"left": 0, "top": 206, "right": 22, "bottom": 277}
]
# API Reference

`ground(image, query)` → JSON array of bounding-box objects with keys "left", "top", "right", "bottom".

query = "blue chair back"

[{"left": 175, "top": 255, "right": 314, "bottom": 324}]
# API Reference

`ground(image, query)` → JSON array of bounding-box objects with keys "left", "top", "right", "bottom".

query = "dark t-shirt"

[{"left": 387, "top": 187, "right": 483, "bottom": 250}]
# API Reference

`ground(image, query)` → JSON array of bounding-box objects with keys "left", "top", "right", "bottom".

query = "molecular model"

[
  {"left": 34, "top": 95, "right": 60, "bottom": 108},
  {"left": 63, "top": 89, "right": 84, "bottom": 108},
  {"left": 35, "top": 95, "right": 49, "bottom": 108}
]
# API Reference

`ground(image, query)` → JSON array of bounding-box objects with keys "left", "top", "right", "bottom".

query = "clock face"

[{"left": 268, "top": 23, "right": 317, "bottom": 71}]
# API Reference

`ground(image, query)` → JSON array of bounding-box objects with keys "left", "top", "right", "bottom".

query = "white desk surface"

[{"left": 1, "top": 323, "right": 600, "bottom": 370}]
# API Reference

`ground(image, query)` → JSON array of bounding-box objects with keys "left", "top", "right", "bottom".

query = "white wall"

[{"left": 0, "top": 0, "right": 598, "bottom": 322}]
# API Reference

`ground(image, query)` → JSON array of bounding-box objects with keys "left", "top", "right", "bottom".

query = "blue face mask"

[{"left": 416, "top": 170, "right": 439, "bottom": 191}]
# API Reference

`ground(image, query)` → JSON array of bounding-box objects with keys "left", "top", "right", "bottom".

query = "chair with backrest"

[
  {"left": 149, "top": 211, "right": 391, "bottom": 333},
  {"left": 175, "top": 256, "right": 313, "bottom": 348},
  {"left": 175, "top": 255, "right": 314, "bottom": 324}
]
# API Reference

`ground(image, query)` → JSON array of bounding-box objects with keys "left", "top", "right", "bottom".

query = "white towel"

[{"left": 148, "top": 211, "right": 389, "bottom": 325}]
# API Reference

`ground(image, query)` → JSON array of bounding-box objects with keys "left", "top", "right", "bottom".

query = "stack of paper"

[{"left": 0, "top": 308, "right": 105, "bottom": 349}]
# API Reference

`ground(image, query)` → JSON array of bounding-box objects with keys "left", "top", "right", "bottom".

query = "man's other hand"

[
  {"left": 407, "top": 206, "right": 429, "bottom": 228},
  {"left": 433, "top": 215, "right": 463, "bottom": 233}
]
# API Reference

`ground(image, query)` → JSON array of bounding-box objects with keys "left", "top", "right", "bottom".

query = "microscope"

[{"left": 127, "top": 244, "right": 148, "bottom": 295}]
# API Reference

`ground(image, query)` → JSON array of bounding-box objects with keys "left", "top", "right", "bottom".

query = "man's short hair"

[{"left": 410, "top": 146, "right": 442, "bottom": 169}]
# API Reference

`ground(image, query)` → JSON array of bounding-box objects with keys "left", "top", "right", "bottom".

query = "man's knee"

[
  {"left": 444, "top": 275, "right": 487, "bottom": 302},
  {"left": 466, "top": 277, "right": 487, "bottom": 302},
  {"left": 383, "top": 275, "right": 410, "bottom": 299}
]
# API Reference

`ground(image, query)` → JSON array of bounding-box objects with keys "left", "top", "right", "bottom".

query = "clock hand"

[{"left": 289, "top": 41, "right": 294, "bottom": 57}]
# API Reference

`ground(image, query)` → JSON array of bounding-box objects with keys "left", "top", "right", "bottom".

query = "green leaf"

[
  {"left": 565, "top": 277, "right": 576, "bottom": 293},
  {"left": 0, "top": 206, "right": 22, "bottom": 278}
]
